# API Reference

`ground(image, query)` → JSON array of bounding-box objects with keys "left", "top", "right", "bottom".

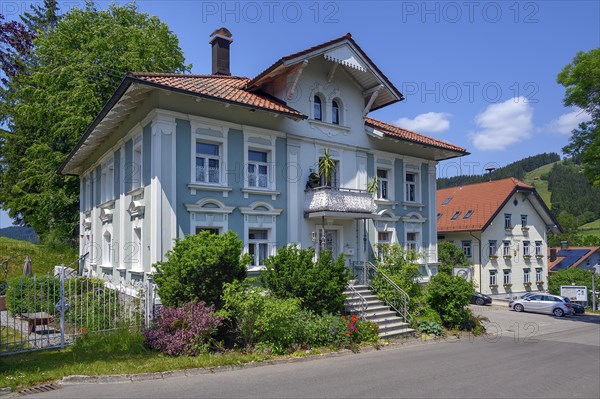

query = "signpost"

[{"left": 560, "top": 285, "right": 588, "bottom": 303}]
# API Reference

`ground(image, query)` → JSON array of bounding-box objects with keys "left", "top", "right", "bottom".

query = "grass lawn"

[
  {"left": 523, "top": 161, "right": 559, "bottom": 208},
  {"left": 0, "top": 325, "right": 29, "bottom": 354},
  {"left": 0, "top": 237, "right": 78, "bottom": 279},
  {"left": 579, "top": 219, "right": 600, "bottom": 238},
  {"left": 0, "top": 329, "right": 273, "bottom": 391}
]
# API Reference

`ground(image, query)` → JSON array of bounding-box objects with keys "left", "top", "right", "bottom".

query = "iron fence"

[{"left": 0, "top": 266, "right": 156, "bottom": 356}]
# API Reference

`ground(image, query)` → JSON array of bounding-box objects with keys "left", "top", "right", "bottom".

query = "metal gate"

[{"left": 0, "top": 266, "right": 155, "bottom": 356}]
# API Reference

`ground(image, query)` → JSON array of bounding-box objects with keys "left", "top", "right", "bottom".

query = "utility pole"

[{"left": 592, "top": 271, "right": 596, "bottom": 311}]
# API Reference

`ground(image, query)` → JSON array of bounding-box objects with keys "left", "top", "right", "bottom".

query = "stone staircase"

[{"left": 344, "top": 284, "right": 415, "bottom": 339}]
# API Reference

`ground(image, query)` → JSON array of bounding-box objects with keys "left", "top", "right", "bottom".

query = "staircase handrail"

[
  {"left": 346, "top": 284, "right": 368, "bottom": 321},
  {"left": 351, "top": 261, "right": 412, "bottom": 323}
]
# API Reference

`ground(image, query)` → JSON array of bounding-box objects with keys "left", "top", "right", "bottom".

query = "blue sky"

[{"left": 1, "top": 0, "right": 598, "bottom": 228}]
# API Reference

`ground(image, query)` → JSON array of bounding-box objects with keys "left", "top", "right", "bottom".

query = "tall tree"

[
  {"left": 0, "top": 3, "right": 190, "bottom": 242},
  {"left": 20, "top": 0, "right": 60, "bottom": 34},
  {"left": 558, "top": 49, "right": 600, "bottom": 186},
  {"left": 0, "top": 14, "right": 34, "bottom": 86}
]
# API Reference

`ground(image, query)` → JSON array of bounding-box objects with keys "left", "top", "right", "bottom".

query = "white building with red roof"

[
  {"left": 61, "top": 28, "right": 468, "bottom": 283},
  {"left": 437, "top": 178, "right": 562, "bottom": 296}
]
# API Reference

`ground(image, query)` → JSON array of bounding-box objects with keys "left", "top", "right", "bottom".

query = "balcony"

[{"left": 304, "top": 187, "right": 377, "bottom": 218}]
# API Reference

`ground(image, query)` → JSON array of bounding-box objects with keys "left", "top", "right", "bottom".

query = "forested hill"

[
  {"left": 437, "top": 153, "right": 561, "bottom": 189},
  {"left": 0, "top": 226, "right": 39, "bottom": 243}
]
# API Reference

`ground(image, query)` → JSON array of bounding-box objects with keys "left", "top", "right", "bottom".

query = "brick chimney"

[
  {"left": 209, "top": 27, "right": 233, "bottom": 76},
  {"left": 550, "top": 248, "right": 557, "bottom": 262}
]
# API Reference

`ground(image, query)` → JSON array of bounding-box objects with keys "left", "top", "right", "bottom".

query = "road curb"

[{"left": 56, "top": 335, "right": 459, "bottom": 387}]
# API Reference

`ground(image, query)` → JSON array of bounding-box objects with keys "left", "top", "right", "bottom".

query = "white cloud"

[
  {"left": 545, "top": 109, "right": 591, "bottom": 135},
  {"left": 394, "top": 112, "right": 451, "bottom": 134},
  {"left": 471, "top": 97, "right": 533, "bottom": 151}
]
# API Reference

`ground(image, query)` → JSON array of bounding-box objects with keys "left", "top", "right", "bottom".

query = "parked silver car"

[{"left": 509, "top": 294, "right": 573, "bottom": 317}]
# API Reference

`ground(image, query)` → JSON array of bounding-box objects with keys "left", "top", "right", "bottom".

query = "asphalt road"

[{"left": 28, "top": 305, "right": 600, "bottom": 399}]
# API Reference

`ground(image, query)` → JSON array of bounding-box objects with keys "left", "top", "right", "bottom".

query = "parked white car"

[{"left": 509, "top": 294, "right": 573, "bottom": 317}]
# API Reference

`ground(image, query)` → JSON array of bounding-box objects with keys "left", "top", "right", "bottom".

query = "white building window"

[
  {"left": 503, "top": 241, "right": 511, "bottom": 257},
  {"left": 101, "top": 160, "right": 114, "bottom": 203},
  {"left": 406, "top": 232, "right": 418, "bottom": 253},
  {"left": 84, "top": 176, "right": 92, "bottom": 211},
  {"left": 535, "top": 241, "right": 543, "bottom": 256},
  {"left": 248, "top": 229, "right": 269, "bottom": 267},
  {"left": 503, "top": 270, "right": 511, "bottom": 285},
  {"left": 196, "top": 141, "right": 221, "bottom": 183},
  {"left": 405, "top": 172, "right": 418, "bottom": 202},
  {"left": 377, "top": 231, "right": 391, "bottom": 259},
  {"left": 524, "top": 268, "right": 531, "bottom": 284},
  {"left": 489, "top": 270, "right": 497, "bottom": 286},
  {"left": 332, "top": 99, "right": 340, "bottom": 125},
  {"left": 462, "top": 241, "right": 472, "bottom": 258},
  {"left": 132, "top": 138, "right": 142, "bottom": 189},
  {"left": 521, "top": 214, "right": 528, "bottom": 227},
  {"left": 376, "top": 169, "right": 389, "bottom": 199},
  {"left": 504, "top": 214, "right": 512, "bottom": 229},
  {"left": 523, "top": 241, "right": 531, "bottom": 256},
  {"left": 535, "top": 268, "right": 543, "bottom": 283},
  {"left": 313, "top": 95, "right": 323, "bottom": 121},
  {"left": 488, "top": 240, "right": 497, "bottom": 257},
  {"left": 248, "top": 150, "right": 269, "bottom": 189}
]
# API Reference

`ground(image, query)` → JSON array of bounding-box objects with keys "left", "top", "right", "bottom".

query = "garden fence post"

[{"left": 60, "top": 264, "right": 65, "bottom": 349}]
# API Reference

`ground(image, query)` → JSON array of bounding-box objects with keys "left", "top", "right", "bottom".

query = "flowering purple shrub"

[{"left": 144, "top": 302, "right": 222, "bottom": 356}]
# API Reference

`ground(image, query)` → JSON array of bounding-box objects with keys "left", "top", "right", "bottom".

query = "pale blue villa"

[{"left": 60, "top": 28, "right": 468, "bottom": 283}]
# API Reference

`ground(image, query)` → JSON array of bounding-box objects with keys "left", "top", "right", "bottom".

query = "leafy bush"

[
  {"left": 549, "top": 268, "right": 596, "bottom": 303},
  {"left": 373, "top": 244, "right": 423, "bottom": 312},
  {"left": 437, "top": 241, "right": 471, "bottom": 276},
  {"left": 411, "top": 305, "right": 443, "bottom": 328},
  {"left": 343, "top": 314, "right": 379, "bottom": 344},
  {"left": 154, "top": 231, "right": 250, "bottom": 308},
  {"left": 220, "top": 282, "right": 377, "bottom": 354},
  {"left": 260, "top": 246, "right": 349, "bottom": 315},
  {"left": 426, "top": 273, "right": 475, "bottom": 328},
  {"left": 144, "top": 302, "right": 222, "bottom": 356},
  {"left": 459, "top": 309, "right": 487, "bottom": 335},
  {"left": 6, "top": 275, "right": 120, "bottom": 330},
  {"left": 417, "top": 320, "right": 443, "bottom": 336}
]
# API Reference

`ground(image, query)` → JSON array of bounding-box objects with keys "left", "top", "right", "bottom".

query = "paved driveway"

[{"left": 26, "top": 304, "right": 600, "bottom": 399}]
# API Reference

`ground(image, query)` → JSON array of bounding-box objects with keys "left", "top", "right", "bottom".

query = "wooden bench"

[{"left": 21, "top": 312, "right": 54, "bottom": 335}]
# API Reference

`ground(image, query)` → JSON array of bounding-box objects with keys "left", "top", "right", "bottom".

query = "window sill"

[
  {"left": 187, "top": 183, "right": 233, "bottom": 197},
  {"left": 127, "top": 186, "right": 145, "bottom": 198},
  {"left": 99, "top": 199, "right": 115, "bottom": 209},
  {"left": 402, "top": 201, "right": 425, "bottom": 210},
  {"left": 247, "top": 265, "right": 266, "bottom": 273},
  {"left": 308, "top": 119, "right": 351, "bottom": 136},
  {"left": 489, "top": 256, "right": 499, "bottom": 260},
  {"left": 241, "top": 188, "right": 280, "bottom": 200},
  {"left": 375, "top": 199, "right": 398, "bottom": 209},
  {"left": 99, "top": 264, "right": 113, "bottom": 269},
  {"left": 535, "top": 254, "right": 544, "bottom": 258}
]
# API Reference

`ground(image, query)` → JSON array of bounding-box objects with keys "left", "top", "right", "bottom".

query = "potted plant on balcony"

[
  {"left": 318, "top": 148, "right": 336, "bottom": 187},
  {"left": 524, "top": 282, "right": 532, "bottom": 287},
  {"left": 503, "top": 283, "right": 512, "bottom": 289},
  {"left": 367, "top": 176, "right": 379, "bottom": 195},
  {"left": 489, "top": 284, "right": 498, "bottom": 289}
]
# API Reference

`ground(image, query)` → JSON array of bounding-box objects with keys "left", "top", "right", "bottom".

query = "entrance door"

[{"left": 319, "top": 229, "right": 339, "bottom": 258}]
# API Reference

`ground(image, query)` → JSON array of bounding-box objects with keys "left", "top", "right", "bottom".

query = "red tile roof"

[
  {"left": 246, "top": 33, "right": 403, "bottom": 107},
  {"left": 364, "top": 116, "right": 468, "bottom": 153},
  {"left": 436, "top": 178, "right": 534, "bottom": 232},
  {"left": 128, "top": 72, "right": 306, "bottom": 118}
]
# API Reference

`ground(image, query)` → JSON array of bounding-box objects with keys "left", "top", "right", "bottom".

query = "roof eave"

[
  {"left": 59, "top": 76, "right": 134, "bottom": 176},
  {"left": 128, "top": 77, "right": 307, "bottom": 120}
]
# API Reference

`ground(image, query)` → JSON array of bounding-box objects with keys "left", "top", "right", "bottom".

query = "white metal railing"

[
  {"left": 304, "top": 187, "right": 377, "bottom": 214},
  {"left": 345, "top": 284, "right": 368, "bottom": 321},
  {"left": 351, "top": 261, "right": 412, "bottom": 323}
]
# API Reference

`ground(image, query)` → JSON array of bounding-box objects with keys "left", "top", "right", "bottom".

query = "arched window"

[
  {"left": 313, "top": 95, "right": 322, "bottom": 121},
  {"left": 332, "top": 99, "right": 340, "bottom": 125}
]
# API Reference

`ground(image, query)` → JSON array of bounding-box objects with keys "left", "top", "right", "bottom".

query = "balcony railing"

[{"left": 304, "top": 187, "right": 377, "bottom": 215}]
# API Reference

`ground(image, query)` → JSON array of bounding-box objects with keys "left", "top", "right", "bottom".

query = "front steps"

[{"left": 343, "top": 284, "right": 415, "bottom": 339}]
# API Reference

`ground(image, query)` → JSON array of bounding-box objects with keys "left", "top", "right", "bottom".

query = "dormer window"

[
  {"left": 313, "top": 95, "right": 322, "bottom": 121},
  {"left": 332, "top": 99, "right": 340, "bottom": 125}
]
